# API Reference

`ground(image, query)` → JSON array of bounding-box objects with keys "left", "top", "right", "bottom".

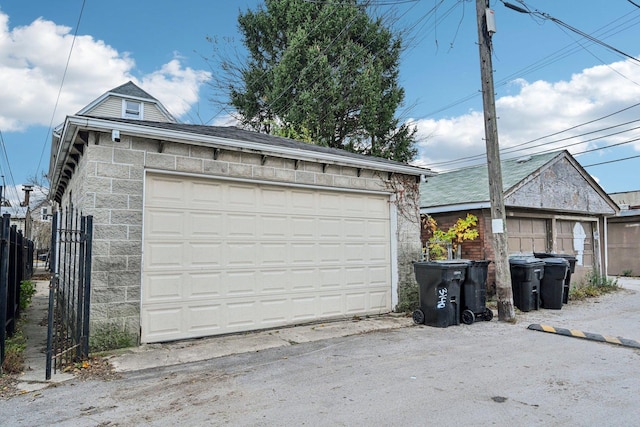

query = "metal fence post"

[{"left": 0, "top": 214, "right": 11, "bottom": 370}]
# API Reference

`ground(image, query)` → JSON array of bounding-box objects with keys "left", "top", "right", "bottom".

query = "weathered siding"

[{"left": 506, "top": 158, "right": 615, "bottom": 215}]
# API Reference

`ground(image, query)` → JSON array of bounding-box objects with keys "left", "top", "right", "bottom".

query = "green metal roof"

[{"left": 420, "top": 151, "right": 564, "bottom": 208}]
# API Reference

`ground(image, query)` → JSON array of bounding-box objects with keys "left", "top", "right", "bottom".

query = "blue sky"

[{"left": 1, "top": 0, "right": 639, "bottom": 206}]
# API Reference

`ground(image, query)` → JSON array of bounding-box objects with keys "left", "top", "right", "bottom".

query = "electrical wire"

[{"left": 35, "top": 0, "right": 86, "bottom": 182}]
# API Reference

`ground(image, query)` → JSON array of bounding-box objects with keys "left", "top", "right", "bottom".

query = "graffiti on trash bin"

[{"left": 437, "top": 288, "right": 447, "bottom": 309}]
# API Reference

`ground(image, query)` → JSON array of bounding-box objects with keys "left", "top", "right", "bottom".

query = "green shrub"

[
  {"left": 19, "top": 280, "right": 37, "bottom": 310},
  {"left": 2, "top": 330, "right": 26, "bottom": 374},
  {"left": 89, "top": 324, "right": 135, "bottom": 353},
  {"left": 621, "top": 269, "right": 633, "bottom": 277}
]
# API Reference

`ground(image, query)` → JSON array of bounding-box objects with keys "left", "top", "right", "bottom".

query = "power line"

[
  {"left": 582, "top": 153, "right": 640, "bottom": 167},
  {"left": 35, "top": 0, "right": 86, "bottom": 183},
  {"left": 422, "top": 100, "right": 640, "bottom": 168}
]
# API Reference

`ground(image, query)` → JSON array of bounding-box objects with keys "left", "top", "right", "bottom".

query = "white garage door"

[{"left": 141, "top": 173, "right": 392, "bottom": 343}]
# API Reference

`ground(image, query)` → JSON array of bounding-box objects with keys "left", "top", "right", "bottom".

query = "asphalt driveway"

[{"left": 2, "top": 278, "right": 639, "bottom": 426}]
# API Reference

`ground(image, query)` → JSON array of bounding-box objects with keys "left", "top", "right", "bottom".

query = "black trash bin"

[
  {"left": 534, "top": 252, "right": 577, "bottom": 304},
  {"left": 539, "top": 257, "right": 569, "bottom": 309},
  {"left": 508, "top": 257, "right": 545, "bottom": 312},
  {"left": 413, "top": 260, "right": 467, "bottom": 327},
  {"left": 460, "top": 260, "right": 494, "bottom": 324}
]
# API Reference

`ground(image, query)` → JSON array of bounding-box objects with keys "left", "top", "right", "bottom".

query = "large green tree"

[{"left": 229, "top": 0, "right": 417, "bottom": 162}]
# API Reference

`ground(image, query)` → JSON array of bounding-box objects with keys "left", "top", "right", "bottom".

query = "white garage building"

[{"left": 49, "top": 82, "right": 430, "bottom": 343}]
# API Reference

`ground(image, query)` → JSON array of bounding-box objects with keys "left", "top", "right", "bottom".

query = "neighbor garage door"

[
  {"left": 141, "top": 173, "right": 392, "bottom": 343},
  {"left": 506, "top": 217, "right": 548, "bottom": 254}
]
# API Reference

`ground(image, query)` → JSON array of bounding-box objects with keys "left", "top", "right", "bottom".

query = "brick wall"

[{"left": 422, "top": 209, "right": 498, "bottom": 294}]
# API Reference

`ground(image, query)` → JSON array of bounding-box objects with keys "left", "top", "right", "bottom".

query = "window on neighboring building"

[
  {"left": 41, "top": 207, "right": 50, "bottom": 221},
  {"left": 123, "top": 100, "right": 143, "bottom": 119}
]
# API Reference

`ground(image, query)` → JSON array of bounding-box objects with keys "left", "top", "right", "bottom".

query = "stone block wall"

[{"left": 59, "top": 130, "right": 421, "bottom": 341}]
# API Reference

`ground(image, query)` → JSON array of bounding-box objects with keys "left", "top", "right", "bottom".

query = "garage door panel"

[
  {"left": 226, "top": 242, "right": 258, "bottom": 267},
  {"left": 368, "top": 219, "right": 390, "bottom": 239},
  {"left": 291, "top": 296, "right": 317, "bottom": 320},
  {"left": 290, "top": 268, "right": 315, "bottom": 291},
  {"left": 346, "top": 293, "right": 367, "bottom": 312},
  {"left": 291, "top": 243, "right": 316, "bottom": 264},
  {"left": 227, "top": 184, "right": 258, "bottom": 209},
  {"left": 318, "top": 218, "right": 342, "bottom": 238},
  {"left": 189, "top": 212, "right": 223, "bottom": 237},
  {"left": 190, "top": 182, "right": 223, "bottom": 209},
  {"left": 146, "top": 242, "right": 184, "bottom": 269},
  {"left": 142, "top": 174, "right": 392, "bottom": 343},
  {"left": 146, "top": 210, "right": 184, "bottom": 237},
  {"left": 145, "top": 177, "right": 186, "bottom": 208},
  {"left": 227, "top": 214, "right": 257, "bottom": 237},
  {"left": 188, "top": 304, "right": 223, "bottom": 332},
  {"left": 292, "top": 217, "right": 317, "bottom": 238},
  {"left": 143, "top": 273, "right": 182, "bottom": 302},
  {"left": 190, "top": 272, "right": 222, "bottom": 298},
  {"left": 318, "top": 243, "right": 342, "bottom": 263},
  {"left": 189, "top": 242, "right": 222, "bottom": 267},
  {"left": 261, "top": 270, "right": 288, "bottom": 293},
  {"left": 507, "top": 217, "right": 548, "bottom": 254},
  {"left": 226, "top": 271, "right": 256, "bottom": 296},
  {"left": 261, "top": 216, "right": 289, "bottom": 238}
]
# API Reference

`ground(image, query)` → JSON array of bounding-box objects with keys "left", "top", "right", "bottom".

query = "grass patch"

[
  {"left": 396, "top": 283, "right": 419, "bottom": 313},
  {"left": 569, "top": 269, "right": 620, "bottom": 301},
  {"left": 89, "top": 324, "right": 135, "bottom": 353}
]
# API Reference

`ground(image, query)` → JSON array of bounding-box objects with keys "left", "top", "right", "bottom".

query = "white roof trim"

[{"left": 52, "top": 116, "right": 432, "bottom": 192}]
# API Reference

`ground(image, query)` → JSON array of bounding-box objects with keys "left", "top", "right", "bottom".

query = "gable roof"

[
  {"left": 75, "top": 81, "right": 176, "bottom": 122},
  {"left": 109, "top": 81, "right": 158, "bottom": 100},
  {"left": 420, "top": 150, "right": 618, "bottom": 215}
]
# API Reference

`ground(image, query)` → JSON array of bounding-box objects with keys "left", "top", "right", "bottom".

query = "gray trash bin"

[
  {"left": 539, "top": 257, "right": 569, "bottom": 309},
  {"left": 534, "top": 252, "right": 577, "bottom": 304},
  {"left": 508, "top": 257, "right": 544, "bottom": 312}
]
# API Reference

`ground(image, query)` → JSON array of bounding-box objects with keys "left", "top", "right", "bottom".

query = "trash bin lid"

[
  {"left": 469, "top": 260, "right": 491, "bottom": 266},
  {"left": 509, "top": 256, "right": 544, "bottom": 266},
  {"left": 542, "top": 257, "right": 570, "bottom": 266},
  {"left": 534, "top": 252, "right": 577, "bottom": 261},
  {"left": 415, "top": 260, "right": 469, "bottom": 269}
]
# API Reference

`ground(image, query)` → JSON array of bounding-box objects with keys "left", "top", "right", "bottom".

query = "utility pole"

[{"left": 475, "top": 0, "right": 515, "bottom": 321}]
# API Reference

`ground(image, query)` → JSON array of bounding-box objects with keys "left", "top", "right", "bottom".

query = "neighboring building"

[
  {"left": 28, "top": 196, "right": 53, "bottom": 254},
  {"left": 607, "top": 190, "right": 640, "bottom": 276},
  {"left": 0, "top": 206, "right": 29, "bottom": 236},
  {"left": 49, "top": 82, "right": 432, "bottom": 344},
  {"left": 420, "top": 151, "right": 619, "bottom": 290}
]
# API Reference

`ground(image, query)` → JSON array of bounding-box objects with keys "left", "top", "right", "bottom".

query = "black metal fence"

[
  {"left": 46, "top": 208, "right": 93, "bottom": 379},
  {"left": 0, "top": 214, "right": 35, "bottom": 370}
]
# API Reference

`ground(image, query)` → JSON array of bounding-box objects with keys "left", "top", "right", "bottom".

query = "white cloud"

[
  {"left": 0, "top": 11, "right": 210, "bottom": 131},
  {"left": 412, "top": 57, "right": 640, "bottom": 171}
]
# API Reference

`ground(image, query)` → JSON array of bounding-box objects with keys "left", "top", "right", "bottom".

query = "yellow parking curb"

[{"left": 528, "top": 324, "right": 640, "bottom": 349}]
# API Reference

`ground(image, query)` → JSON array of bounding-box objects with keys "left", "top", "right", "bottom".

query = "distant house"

[
  {"left": 420, "top": 150, "right": 618, "bottom": 290},
  {"left": 607, "top": 190, "right": 640, "bottom": 276},
  {"left": 49, "top": 82, "right": 432, "bottom": 344}
]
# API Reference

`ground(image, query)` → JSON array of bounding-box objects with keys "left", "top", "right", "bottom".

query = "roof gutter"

[
  {"left": 420, "top": 202, "right": 491, "bottom": 215},
  {"left": 62, "top": 116, "right": 433, "bottom": 177}
]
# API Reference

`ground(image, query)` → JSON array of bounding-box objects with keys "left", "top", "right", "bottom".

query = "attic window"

[{"left": 123, "top": 100, "right": 143, "bottom": 119}]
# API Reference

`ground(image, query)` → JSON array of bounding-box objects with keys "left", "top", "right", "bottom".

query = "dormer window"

[{"left": 123, "top": 100, "right": 143, "bottom": 119}]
